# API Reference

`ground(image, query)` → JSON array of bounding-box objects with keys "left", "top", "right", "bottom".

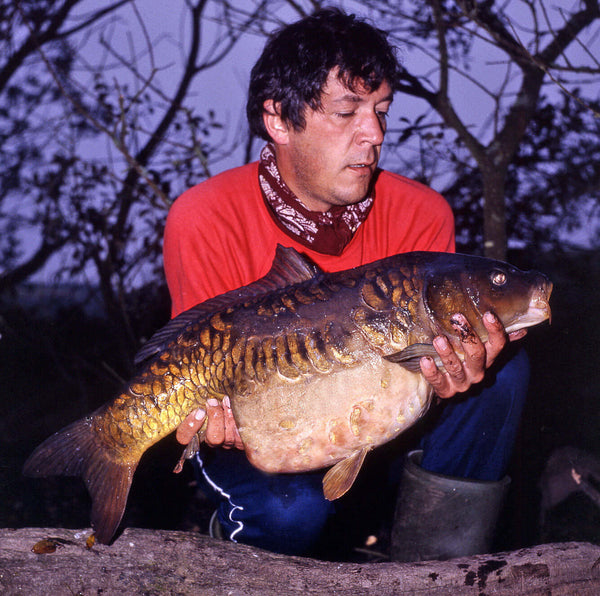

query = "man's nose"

[{"left": 357, "top": 111, "right": 386, "bottom": 145}]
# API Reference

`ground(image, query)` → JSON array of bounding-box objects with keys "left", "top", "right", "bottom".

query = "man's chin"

[
  {"left": 332, "top": 191, "right": 373, "bottom": 207},
  {"left": 339, "top": 180, "right": 376, "bottom": 204}
]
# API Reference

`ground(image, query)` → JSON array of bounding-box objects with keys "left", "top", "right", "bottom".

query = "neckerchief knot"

[{"left": 258, "top": 144, "right": 373, "bottom": 255}]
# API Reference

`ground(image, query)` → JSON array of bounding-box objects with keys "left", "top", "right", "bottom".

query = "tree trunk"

[
  {"left": 2, "top": 527, "right": 600, "bottom": 594},
  {"left": 481, "top": 165, "right": 508, "bottom": 261}
]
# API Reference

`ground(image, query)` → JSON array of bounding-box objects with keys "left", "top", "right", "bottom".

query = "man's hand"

[
  {"left": 420, "top": 312, "right": 527, "bottom": 399},
  {"left": 176, "top": 396, "right": 244, "bottom": 450}
]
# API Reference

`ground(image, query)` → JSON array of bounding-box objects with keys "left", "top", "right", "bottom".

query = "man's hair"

[{"left": 246, "top": 8, "right": 401, "bottom": 141}]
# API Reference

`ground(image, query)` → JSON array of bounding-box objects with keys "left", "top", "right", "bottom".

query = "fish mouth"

[{"left": 504, "top": 282, "right": 553, "bottom": 334}]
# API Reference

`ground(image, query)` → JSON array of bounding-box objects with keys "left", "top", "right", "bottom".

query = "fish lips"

[{"left": 505, "top": 279, "right": 552, "bottom": 333}]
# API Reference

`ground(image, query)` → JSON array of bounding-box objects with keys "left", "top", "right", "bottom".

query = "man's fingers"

[
  {"left": 432, "top": 334, "right": 471, "bottom": 392},
  {"left": 420, "top": 355, "right": 453, "bottom": 399},
  {"left": 232, "top": 428, "right": 244, "bottom": 450},
  {"left": 450, "top": 314, "right": 485, "bottom": 383},
  {"left": 422, "top": 314, "right": 487, "bottom": 397},
  {"left": 482, "top": 312, "right": 507, "bottom": 366},
  {"left": 434, "top": 335, "right": 467, "bottom": 379},
  {"left": 222, "top": 396, "right": 235, "bottom": 447},
  {"left": 176, "top": 408, "right": 206, "bottom": 445},
  {"left": 222, "top": 396, "right": 244, "bottom": 450},
  {"left": 204, "top": 398, "right": 225, "bottom": 446}
]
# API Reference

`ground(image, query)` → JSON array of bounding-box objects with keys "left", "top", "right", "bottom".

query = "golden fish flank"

[
  {"left": 361, "top": 281, "right": 389, "bottom": 311},
  {"left": 304, "top": 331, "right": 333, "bottom": 373},
  {"left": 23, "top": 246, "right": 552, "bottom": 544}
]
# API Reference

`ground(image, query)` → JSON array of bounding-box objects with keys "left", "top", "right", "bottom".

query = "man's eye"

[
  {"left": 377, "top": 111, "right": 389, "bottom": 119},
  {"left": 335, "top": 112, "right": 355, "bottom": 118}
]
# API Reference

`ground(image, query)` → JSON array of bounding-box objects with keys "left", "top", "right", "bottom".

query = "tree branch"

[
  {"left": 0, "top": 238, "right": 68, "bottom": 292},
  {"left": 2, "top": 528, "right": 600, "bottom": 595},
  {"left": 2, "top": 0, "right": 81, "bottom": 93}
]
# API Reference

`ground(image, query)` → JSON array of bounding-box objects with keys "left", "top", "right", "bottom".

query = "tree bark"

[
  {"left": 2, "top": 527, "right": 600, "bottom": 595},
  {"left": 481, "top": 164, "right": 508, "bottom": 261}
]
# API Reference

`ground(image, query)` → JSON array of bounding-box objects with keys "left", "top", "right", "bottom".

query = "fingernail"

[
  {"left": 450, "top": 313, "right": 467, "bottom": 324},
  {"left": 434, "top": 336, "right": 447, "bottom": 350},
  {"left": 223, "top": 395, "right": 231, "bottom": 408},
  {"left": 484, "top": 312, "right": 496, "bottom": 323},
  {"left": 194, "top": 409, "right": 206, "bottom": 420},
  {"left": 207, "top": 398, "right": 219, "bottom": 407}
]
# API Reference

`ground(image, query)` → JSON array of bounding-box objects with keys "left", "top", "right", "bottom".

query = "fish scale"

[
  {"left": 23, "top": 246, "right": 552, "bottom": 543},
  {"left": 91, "top": 270, "right": 410, "bottom": 453}
]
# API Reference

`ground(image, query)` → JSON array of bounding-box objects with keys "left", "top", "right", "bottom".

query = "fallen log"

[{"left": 1, "top": 527, "right": 600, "bottom": 595}]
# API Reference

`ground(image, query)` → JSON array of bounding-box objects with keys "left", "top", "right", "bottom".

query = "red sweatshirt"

[{"left": 164, "top": 162, "right": 455, "bottom": 317}]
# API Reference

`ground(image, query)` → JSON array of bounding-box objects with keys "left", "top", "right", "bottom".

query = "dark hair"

[{"left": 246, "top": 8, "right": 400, "bottom": 141}]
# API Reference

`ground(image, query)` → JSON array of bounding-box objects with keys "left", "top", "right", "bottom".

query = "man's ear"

[{"left": 262, "top": 100, "right": 289, "bottom": 144}]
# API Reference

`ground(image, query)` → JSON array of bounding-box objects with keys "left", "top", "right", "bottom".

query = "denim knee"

[
  {"left": 195, "top": 449, "right": 334, "bottom": 555},
  {"left": 227, "top": 474, "right": 333, "bottom": 554},
  {"left": 419, "top": 345, "right": 530, "bottom": 480}
]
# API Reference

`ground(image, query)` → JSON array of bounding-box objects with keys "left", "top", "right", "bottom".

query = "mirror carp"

[{"left": 24, "top": 246, "right": 552, "bottom": 543}]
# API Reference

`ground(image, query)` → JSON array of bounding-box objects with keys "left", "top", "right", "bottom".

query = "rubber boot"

[
  {"left": 390, "top": 450, "right": 510, "bottom": 562},
  {"left": 209, "top": 510, "right": 224, "bottom": 540}
]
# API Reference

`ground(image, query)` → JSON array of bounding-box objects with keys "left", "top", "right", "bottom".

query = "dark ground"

[{"left": 1, "top": 248, "right": 599, "bottom": 560}]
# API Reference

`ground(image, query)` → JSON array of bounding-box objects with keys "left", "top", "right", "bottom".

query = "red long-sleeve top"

[{"left": 164, "top": 162, "right": 455, "bottom": 317}]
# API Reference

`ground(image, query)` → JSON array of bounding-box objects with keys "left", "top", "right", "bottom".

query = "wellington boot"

[
  {"left": 209, "top": 510, "right": 224, "bottom": 540},
  {"left": 390, "top": 450, "right": 510, "bottom": 562}
]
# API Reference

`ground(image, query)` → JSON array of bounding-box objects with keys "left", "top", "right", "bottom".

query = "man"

[{"left": 163, "top": 9, "right": 528, "bottom": 558}]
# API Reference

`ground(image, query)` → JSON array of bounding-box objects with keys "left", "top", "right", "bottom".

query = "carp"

[{"left": 24, "top": 246, "right": 552, "bottom": 544}]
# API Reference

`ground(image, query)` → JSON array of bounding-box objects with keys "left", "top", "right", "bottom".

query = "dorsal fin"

[{"left": 134, "top": 245, "right": 320, "bottom": 365}]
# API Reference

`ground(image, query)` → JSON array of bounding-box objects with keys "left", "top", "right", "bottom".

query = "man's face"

[{"left": 273, "top": 71, "right": 393, "bottom": 212}]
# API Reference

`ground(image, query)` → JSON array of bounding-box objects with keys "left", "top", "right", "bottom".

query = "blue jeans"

[{"left": 193, "top": 346, "right": 530, "bottom": 555}]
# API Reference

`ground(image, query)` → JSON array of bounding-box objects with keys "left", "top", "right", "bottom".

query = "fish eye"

[{"left": 491, "top": 270, "right": 507, "bottom": 286}]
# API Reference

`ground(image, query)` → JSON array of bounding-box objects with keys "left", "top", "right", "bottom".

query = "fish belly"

[{"left": 231, "top": 358, "right": 432, "bottom": 474}]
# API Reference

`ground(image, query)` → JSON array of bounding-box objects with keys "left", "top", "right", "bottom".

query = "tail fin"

[{"left": 23, "top": 414, "right": 138, "bottom": 544}]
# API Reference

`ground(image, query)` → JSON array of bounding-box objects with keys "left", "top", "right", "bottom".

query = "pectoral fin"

[
  {"left": 173, "top": 433, "right": 200, "bottom": 474},
  {"left": 322, "top": 446, "right": 370, "bottom": 501},
  {"left": 173, "top": 419, "right": 207, "bottom": 474},
  {"left": 384, "top": 343, "right": 443, "bottom": 373}
]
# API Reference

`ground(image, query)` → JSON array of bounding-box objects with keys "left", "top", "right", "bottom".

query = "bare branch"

[
  {"left": 421, "top": 0, "right": 487, "bottom": 163},
  {"left": 2, "top": 0, "right": 81, "bottom": 92},
  {"left": 15, "top": 2, "right": 172, "bottom": 207},
  {"left": 0, "top": 236, "right": 68, "bottom": 291},
  {"left": 462, "top": 0, "right": 600, "bottom": 120},
  {"left": 55, "top": 0, "right": 132, "bottom": 40}
]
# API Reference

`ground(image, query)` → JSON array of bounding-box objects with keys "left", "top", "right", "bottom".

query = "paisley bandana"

[{"left": 258, "top": 144, "right": 373, "bottom": 256}]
